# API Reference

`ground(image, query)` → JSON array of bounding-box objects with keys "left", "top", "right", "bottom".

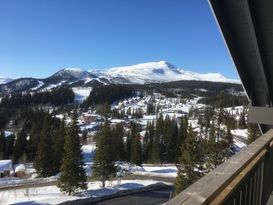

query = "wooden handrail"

[{"left": 167, "top": 129, "right": 273, "bottom": 205}]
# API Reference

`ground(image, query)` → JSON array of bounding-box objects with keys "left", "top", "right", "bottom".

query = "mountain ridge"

[{"left": 0, "top": 61, "right": 240, "bottom": 93}]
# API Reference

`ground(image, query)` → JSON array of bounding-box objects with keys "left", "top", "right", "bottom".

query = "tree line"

[
  {"left": 0, "top": 87, "right": 74, "bottom": 109},
  {"left": 83, "top": 84, "right": 134, "bottom": 107}
]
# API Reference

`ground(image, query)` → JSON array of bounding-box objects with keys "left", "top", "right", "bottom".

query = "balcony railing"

[{"left": 167, "top": 129, "right": 273, "bottom": 205}]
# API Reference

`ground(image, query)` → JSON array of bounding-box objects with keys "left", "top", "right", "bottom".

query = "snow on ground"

[
  {"left": 4, "top": 131, "right": 13, "bottom": 137},
  {"left": 42, "top": 81, "right": 66, "bottom": 91},
  {"left": 0, "top": 175, "right": 58, "bottom": 188},
  {"left": 81, "top": 144, "right": 96, "bottom": 176},
  {"left": 233, "top": 138, "right": 247, "bottom": 150},
  {"left": 139, "top": 165, "right": 177, "bottom": 178},
  {"left": 231, "top": 129, "right": 248, "bottom": 140},
  {"left": 116, "top": 162, "right": 177, "bottom": 178},
  {"left": 231, "top": 129, "right": 248, "bottom": 152},
  {"left": 73, "top": 87, "right": 92, "bottom": 103},
  {"left": 0, "top": 180, "right": 168, "bottom": 205}
]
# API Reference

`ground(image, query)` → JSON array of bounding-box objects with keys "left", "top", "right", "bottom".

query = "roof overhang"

[{"left": 209, "top": 0, "right": 273, "bottom": 133}]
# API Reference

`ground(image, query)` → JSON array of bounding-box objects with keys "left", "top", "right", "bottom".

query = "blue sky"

[{"left": 0, "top": 0, "right": 238, "bottom": 79}]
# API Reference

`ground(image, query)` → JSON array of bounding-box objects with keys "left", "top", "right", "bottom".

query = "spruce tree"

[
  {"left": 112, "top": 123, "right": 125, "bottom": 161},
  {"left": 13, "top": 129, "right": 27, "bottom": 164},
  {"left": 130, "top": 123, "right": 142, "bottom": 166},
  {"left": 225, "top": 126, "right": 233, "bottom": 149},
  {"left": 248, "top": 123, "right": 260, "bottom": 144},
  {"left": 0, "top": 131, "right": 6, "bottom": 159},
  {"left": 53, "top": 119, "right": 66, "bottom": 173},
  {"left": 150, "top": 133, "right": 160, "bottom": 163},
  {"left": 81, "top": 129, "right": 88, "bottom": 145},
  {"left": 174, "top": 125, "right": 202, "bottom": 195},
  {"left": 207, "top": 122, "right": 225, "bottom": 170},
  {"left": 58, "top": 111, "right": 87, "bottom": 195},
  {"left": 34, "top": 116, "right": 55, "bottom": 177},
  {"left": 238, "top": 110, "right": 246, "bottom": 129},
  {"left": 5, "top": 134, "right": 15, "bottom": 159},
  {"left": 147, "top": 121, "right": 160, "bottom": 163},
  {"left": 92, "top": 122, "right": 116, "bottom": 187},
  {"left": 174, "top": 116, "right": 188, "bottom": 162},
  {"left": 143, "top": 121, "right": 152, "bottom": 163}
]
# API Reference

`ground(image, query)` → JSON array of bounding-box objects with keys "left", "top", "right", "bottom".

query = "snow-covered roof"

[
  {"left": 14, "top": 164, "right": 26, "bottom": 173},
  {"left": 0, "top": 160, "right": 12, "bottom": 172}
]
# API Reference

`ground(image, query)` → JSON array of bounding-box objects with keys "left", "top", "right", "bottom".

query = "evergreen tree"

[
  {"left": 146, "top": 103, "right": 155, "bottom": 115},
  {"left": 207, "top": 122, "right": 226, "bottom": 170},
  {"left": 130, "top": 123, "right": 142, "bottom": 166},
  {"left": 174, "top": 116, "right": 188, "bottom": 162},
  {"left": 150, "top": 135, "right": 160, "bottom": 163},
  {"left": 58, "top": 111, "right": 87, "bottom": 195},
  {"left": 238, "top": 110, "right": 246, "bottom": 129},
  {"left": 34, "top": 116, "right": 55, "bottom": 177},
  {"left": 92, "top": 122, "right": 116, "bottom": 187},
  {"left": 13, "top": 129, "right": 27, "bottom": 164},
  {"left": 174, "top": 125, "right": 203, "bottom": 195},
  {"left": 224, "top": 126, "right": 233, "bottom": 149},
  {"left": 155, "top": 114, "right": 164, "bottom": 162},
  {"left": 112, "top": 123, "right": 125, "bottom": 161},
  {"left": 143, "top": 121, "right": 152, "bottom": 163},
  {"left": 5, "top": 134, "right": 15, "bottom": 159},
  {"left": 248, "top": 123, "right": 260, "bottom": 144},
  {"left": 0, "top": 131, "right": 6, "bottom": 159},
  {"left": 53, "top": 119, "right": 66, "bottom": 173},
  {"left": 148, "top": 121, "right": 160, "bottom": 163},
  {"left": 81, "top": 129, "right": 88, "bottom": 145}
]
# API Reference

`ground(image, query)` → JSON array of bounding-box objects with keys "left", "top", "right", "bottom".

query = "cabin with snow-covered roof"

[{"left": 0, "top": 160, "right": 12, "bottom": 177}]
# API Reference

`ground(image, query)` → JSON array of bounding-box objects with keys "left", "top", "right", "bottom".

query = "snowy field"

[
  {"left": 138, "top": 165, "right": 177, "bottom": 178},
  {"left": 231, "top": 129, "right": 248, "bottom": 151},
  {"left": 73, "top": 87, "right": 92, "bottom": 103},
  {"left": 81, "top": 144, "right": 96, "bottom": 176},
  {"left": 0, "top": 180, "right": 168, "bottom": 205}
]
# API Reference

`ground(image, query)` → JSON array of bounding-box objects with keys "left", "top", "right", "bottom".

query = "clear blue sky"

[{"left": 0, "top": 0, "right": 238, "bottom": 79}]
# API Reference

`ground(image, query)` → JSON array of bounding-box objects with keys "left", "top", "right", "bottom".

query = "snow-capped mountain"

[
  {"left": 0, "top": 77, "right": 13, "bottom": 85},
  {"left": 45, "top": 68, "right": 93, "bottom": 84},
  {"left": 0, "top": 61, "right": 240, "bottom": 93},
  {"left": 90, "top": 61, "right": 239, "bottom": 84}
]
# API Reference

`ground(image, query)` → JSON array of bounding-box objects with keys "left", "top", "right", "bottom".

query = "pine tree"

[
  {"left": 53, "top": 119, "right": 66, "bottom": 173},
  {"left": 148, "top": 121, "right": 160, "bottom": 163},
  {"left": 174, "top": 125, "right": 202, "bottom": 195},
  {"left": 174, "top": 116, "right": 188, "bottom": 162},
  {"left": 81, "top": 129, "right": 88, "bottom": 145},
  {"left": 207, "top": 122, "right": 225, "bottom": 170},
  {"left": 0, "top": 131, "right": 6, "bottom": 159},
  {"left": 248, "top": 123, "right": 260, "bottom": 144},
  {"left": 58, "top": 111, "right": 87, "bottom": 195},
  {"left": 13, "top": 129, "right": 27, "bottom": 164},
  {"left": 130, "top": 123, "right": 142, "bottom": 166},
  {"left": 125, "top": 130, "right": 131, "bottom": 162},
  {"left": 225, "top": 126, "right": 233, "bottom": 149},
  {"left": 5, "top": 134, "right": 15, "bottom": 159},
  {"left": 34, "top": 116, "right": 55, "bottom": 177},
  {"left": 92, "top": 122, "right": 116, "bottom": 187},
  {"left": 143, "top": 121, "right": 152, "bottom": 163},
  {"left": 155, "top": 114, "right": 164, "bottom": 162},
  {"left": 238, "top": 110, "right": 246, "bottom": 129},
  {"left": 112, "top": 123, "right": 125, "bottom": 161}
]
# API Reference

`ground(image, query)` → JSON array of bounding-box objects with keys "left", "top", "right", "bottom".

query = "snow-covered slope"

[
  {"left": 53, "top": 68, "right": 91, "bottom": 80},
  {"left": 0, "top": 77, "right": 13, "bottom": 85},
  {"left": 0, "top": 61, "right": 240, "bottom": 93},
  {"left": 90, "top": 61, "right": 240, "bottom": 84}
]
